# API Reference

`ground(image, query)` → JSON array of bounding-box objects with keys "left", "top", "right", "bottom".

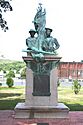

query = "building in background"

[{"left": 58, "top": 61, "right": 83, "bottom": 80}]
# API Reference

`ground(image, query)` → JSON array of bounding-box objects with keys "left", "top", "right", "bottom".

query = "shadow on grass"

[
  {"left": 0, "top": 93, "right": 22, "bottom": 98},
  {"left": 0, "top": 99, "right": 25, "bottom": 110},
  {"left": 63, "top": 102, "right": 83, "bottom": 111},
  {"left": 0, "top": 87, "right": 24, "bottom": 90}
]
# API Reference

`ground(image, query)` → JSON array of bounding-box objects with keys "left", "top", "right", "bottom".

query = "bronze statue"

[
  {"left": 26, "top": 29, "right": 37, "bottom": 50},
  {"left": 23, "top": 3, "right": 60, "bottom": 60},
  {"left": 42, "top": 28, "right": 60, "bottom": 52}
]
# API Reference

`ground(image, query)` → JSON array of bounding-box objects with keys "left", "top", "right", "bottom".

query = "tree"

[
  {"left": 20, "top": 67, "right": 26, "bottom": 79},
  {"left": 6, "top": 70, "right": 15, "bottom": 78},
  {"left": 0, "top": 0, "right": 13, "bottom": 32},
  {"left": 0, "top": 59, "right": 25, "bottom": 73},
  {"left": 72, "top": 79, "right": 81, "bottom": 94}
]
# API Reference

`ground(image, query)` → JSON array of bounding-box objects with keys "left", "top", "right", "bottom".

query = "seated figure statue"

[{"left": 42, "top": 28, "right": 60, "bottom": 52}]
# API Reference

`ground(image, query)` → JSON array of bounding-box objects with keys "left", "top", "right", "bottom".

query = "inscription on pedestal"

[{"left": 32, "top": 74, "right": 51, "bottom": 96}]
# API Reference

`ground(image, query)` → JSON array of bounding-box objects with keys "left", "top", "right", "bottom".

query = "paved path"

[{"left": 0, "top": 110, "right": 83, "bottom": 125}]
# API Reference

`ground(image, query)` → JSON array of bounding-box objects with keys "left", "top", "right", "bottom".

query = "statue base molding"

[
  {"left": 14, "top": 102, "right": 69, "bottom": 118},
  {"left": 14, "top": 55, "right": 69, "bottom": 118}
]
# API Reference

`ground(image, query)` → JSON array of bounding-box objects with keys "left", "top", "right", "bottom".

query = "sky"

[{"left": 0, "top": 0, "right": 83, "bottom": 62}]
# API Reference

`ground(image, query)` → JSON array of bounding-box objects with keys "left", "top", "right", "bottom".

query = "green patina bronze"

[
  {"left": 26, "top": 60, "right": 59, "bottom": 74},
  {"left": 23, "top": 3, "right": 60, "bottom": 61},
  {"left": 22, "top": 3, "right": 61, "bottom": 96},
  {"left": 22, "top": 3, "right": 61, "bottom": 79}
]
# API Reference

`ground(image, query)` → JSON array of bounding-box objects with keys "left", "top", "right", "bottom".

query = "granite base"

[{"left": 14, "top": 102, "right": 69, "bottom": 118}]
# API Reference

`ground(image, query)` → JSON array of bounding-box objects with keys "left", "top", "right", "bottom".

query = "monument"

[{"left": 14, "top": 3, "right": 69, "bottom": 118}]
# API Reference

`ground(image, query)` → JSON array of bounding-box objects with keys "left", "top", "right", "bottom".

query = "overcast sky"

[{"left": 0, "top": 0, "right": 83, "bottom": 62}]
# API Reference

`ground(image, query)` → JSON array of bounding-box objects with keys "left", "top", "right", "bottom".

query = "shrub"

[
  {"left": 72, "top": 79, "right": 81, "bottom": 94},
  {"left": 0, "top": 83, "right": 2, "bottom": 86},
  {"left": 57, "top": 81, "right": 60, "bottom": 87},
  {"left": 6, "top": 77, "right": 14, "bottom": 87}
]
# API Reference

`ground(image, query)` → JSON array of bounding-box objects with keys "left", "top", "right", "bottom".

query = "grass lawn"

[
  {"left": 0, "top": 86, "right": 25, "bottom": 110},
  {"left": 58, "top": 85, "right": 83, "bottom": 111},
  {"left": 0, "top": 85, "right": 83, "bottom": 110}
]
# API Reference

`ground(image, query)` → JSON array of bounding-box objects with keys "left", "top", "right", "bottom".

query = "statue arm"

[
  {"left": 26, "top": 39, "right": 28, "bottom": 46},
  {"left": 54, "top": 38, "right": 60, "bottom": 50},
  {"left": 26, "top": 38, "right": 32, "bottom": 50}
]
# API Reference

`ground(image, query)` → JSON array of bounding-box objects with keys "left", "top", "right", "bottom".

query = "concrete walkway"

[{"left": 0, "top": 110, "right": 83, "bottom": 125}]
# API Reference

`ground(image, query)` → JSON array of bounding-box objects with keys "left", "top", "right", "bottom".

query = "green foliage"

[
  {"left": 0, "top": 59, "right": 25, "bottom": 73},
  {"left": 6, "top": 70, "right": 15, "bottom": 78},
  {"left": 0, "top": 83, "right": 2, "bottom": 86},
  {"left": 0, "top": 0, "right": 13, "bottom": 31},
  {"left": 72, "top": 79, "right": 81, "bottom": 94},
  {"left": 6, "top": 77, "right": 14, "bottom": 87},
  {"left": 20, "top": 67, "right": 26, "bottom": 79},
  {"left": 57, "top": 80, "right": 60, "bottom": 87}
]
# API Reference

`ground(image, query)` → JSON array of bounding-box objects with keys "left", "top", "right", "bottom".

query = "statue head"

[
  {"left": 45, "top": 28, "right": 53, "bottom": 37},
  {"left": 29, "top": 29, "right": 36, "bottom": 37}
]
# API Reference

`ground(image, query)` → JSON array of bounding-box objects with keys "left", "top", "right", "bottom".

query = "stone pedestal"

[
  {"left": 14, "top": 55, "right": 69, "bottom": 118},
  {"left": 15, "top": 103, "right": 69, "bottom": 118}
]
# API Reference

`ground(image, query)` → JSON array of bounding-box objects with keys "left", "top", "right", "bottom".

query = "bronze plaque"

[{"left": 33, "top": 74, "right": 51, "bottom": 96}]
